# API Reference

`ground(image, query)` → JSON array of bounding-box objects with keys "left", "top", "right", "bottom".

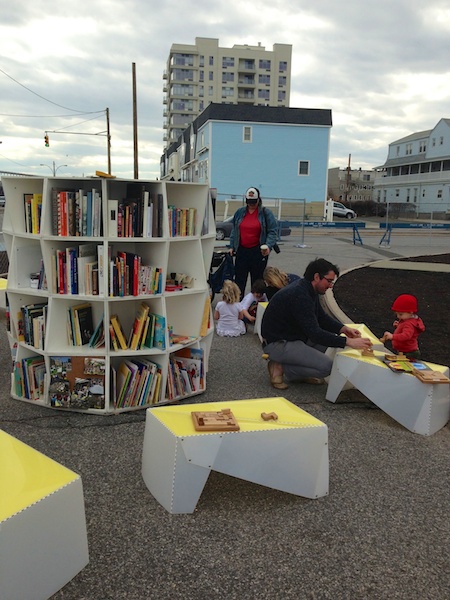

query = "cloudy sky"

[{"left": 1, "top": 0, "right": 449, "bottom": 181}]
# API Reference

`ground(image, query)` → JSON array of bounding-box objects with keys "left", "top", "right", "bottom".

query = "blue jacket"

[{"left": 229, "top": 206, "right": 279, "bottom": 252}]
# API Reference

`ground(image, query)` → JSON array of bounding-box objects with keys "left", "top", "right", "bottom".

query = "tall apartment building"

[{"left": 163, "top": 37, "right": 292, "bottom": 147}]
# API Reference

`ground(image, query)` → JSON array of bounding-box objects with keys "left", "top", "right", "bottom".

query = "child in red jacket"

[{"left": 383, "top": 294, "right": 425, "bottom": 359}]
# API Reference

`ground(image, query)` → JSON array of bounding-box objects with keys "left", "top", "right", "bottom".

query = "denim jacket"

[{"left": 229, "top": 206, "right": 278, "bottom": 252}]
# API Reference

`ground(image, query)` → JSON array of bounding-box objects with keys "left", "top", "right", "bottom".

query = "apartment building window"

[
  {"left": 259, "top": 74, "right": 270, "bottom": 85},
  {"left": 420, "top": 162, "right": 431, "bottom": 173},
  {"left": 279, "top": 61, "right": 288, "bottom": 72},
  {"left": 209, "top": 56, "right": 214, "bottom": 65},
  {"left": 199, "top": 100, "right": 204, "bottom": 111},
  {"left": 413, "top": 188, "right": 418, "bottom": 202},
  {"left": 406, "top": 188, "right": 410, "bottom": 202},
  {"left": 431, "top": 161, "right": 441, "bottom": 172},
  {"left": 209, "top": 71, "right": 214, "bottom": 81},
  {"left": 258, "top": 89, "right": 270, "bottom": 100},
  {"left": 440, "top": 136, "right": 444, "bottom": 145},
  {"left": 432, "top": 137, "right": 436, "bottom": 147},
  {"left": 298, "top": 161, "right": 309, "bottom": 176},
  {"left": 406, "top": 143, "right": 412, "bottom": 155},
  {"left": 377, "top": 190, "right": 381, "bottom": 202},
  {"left": 279, "top": 76, "right": 287, "bottom": 86},
  {"left": 199, "top": 86, "right": 204, "bottom": 97},
  {"left": 208, "top": 86, "right": 214, "bottom": 96},
  {"left": 410, "top": 163, "right": 419, "bottom": 174},
  {"left": 172, "top": 53, "right": 194, "bottom": 67},
  {"left": 363, "top": 174, "right": 370, "bottom": 182},
  {"left": 222, "top": 72, "right": 234, "bottom": 83},
  {"left": 278, "top": 90, "right": 286, "bottom": 102},
  {"left": 199, "top": 71, "right": 204, "bottom": 82},
  {"left": 171, "top": 84, "right": 194, "bottom": 96},
  {"left": 383, "top": 190, "right": 387, "bottom": 202},
  {"left": 241, "top": 59, "right": 255, "bottom": 70},
  {"left": 171, "top": 99, "right": 194, "bottom": 111},
  {"left": 222, "top": 57, "right": 234, "bottom": 68},
  {"left": 172, "top": 69, "right": 194, "bottom": 81},
  {"left": 395, "top": 189, "right": 400, "bottom": 197},
  {"left": 396, "top": 146, "right": 400, "bottom": 156},
  {"left": 199, "top": 55, "right": 204, "bottom": 67},
  {"left": 243, "top": 126, "right": 252, "bottom": 143},
  {"left": 221, "top": 87, "right": 234, "bottom": 98},
  {"left": 422, "top": 189, "right": 426, "bottom": 197},
  {"left": 419, "top": 140, "right": 427, "bottom": 152},
  {"left": 443, "top": 160, "right": 450, "bottom": 171},
  {"left": 259, "top": 59, "right": 271, "bottom": 69},
  {"left": 437, "top": 189, "right": 443, "bottom": 198}
]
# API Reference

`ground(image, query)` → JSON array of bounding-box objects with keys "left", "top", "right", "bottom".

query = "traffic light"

[{"left": 44, "top": 134, "right": 49, "bottom": 147}]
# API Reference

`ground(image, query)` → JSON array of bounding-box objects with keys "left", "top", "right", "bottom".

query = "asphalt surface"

[{"left": 1, "top": 223, "right": 449, "bottom": 599}]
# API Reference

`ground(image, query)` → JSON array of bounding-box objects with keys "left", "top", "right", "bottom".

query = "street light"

[{"left": 40, "top": 161, "right": 68, "bottom": 176}]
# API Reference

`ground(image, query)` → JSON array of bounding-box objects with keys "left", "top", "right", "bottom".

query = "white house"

[{"left": 373, "top": 118, "right": 450, "bottom": 218}]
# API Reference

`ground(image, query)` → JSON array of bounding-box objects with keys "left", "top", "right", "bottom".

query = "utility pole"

[
  {"left": 132, "top": 63, "right": 138, "bottom": 179},
  {"left": 345, "top": 153, "right": 351, "bottom": 205}
]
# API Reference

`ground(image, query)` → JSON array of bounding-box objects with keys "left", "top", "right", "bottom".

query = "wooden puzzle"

[
  {"left": 191, "top": 408, "right": 240, "bottom": 431},
  {"left": 362, "top": 348, "right": 374, "bottom": 357},
  {"left": 412, "top": 369, "right": 450, "bottom": 384}
]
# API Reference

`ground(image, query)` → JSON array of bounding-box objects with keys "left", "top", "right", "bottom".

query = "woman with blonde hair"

[
  {"left": 214, "top": 280, "right": 246, "bottom": 337},
  {"left": 263, "top": 266, "right": 300, "bottom": 300}
]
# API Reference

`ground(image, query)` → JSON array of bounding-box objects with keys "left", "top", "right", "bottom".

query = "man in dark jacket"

[{"left": 261, "top": 258, "right": 371, "bottom": 388}]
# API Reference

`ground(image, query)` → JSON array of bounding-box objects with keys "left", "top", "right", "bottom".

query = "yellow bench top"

[
  {"left": 148, "top": 397, "right": 326, "bottom": 436},
  {"left": 0, "top": 430, "right": 79, "bottom": 522}
]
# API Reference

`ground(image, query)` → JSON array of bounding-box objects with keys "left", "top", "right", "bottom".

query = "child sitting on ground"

[
  {"left": 240, "top": 279, "right": 268, "bottom": 323},
  {"left": 382, "top": 294, "right": 425, "bottom": 359},
  {"left": 214, "top": 280, "right": 246, "bottom": 337}
]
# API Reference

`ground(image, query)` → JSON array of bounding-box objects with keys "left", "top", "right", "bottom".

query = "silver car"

[{"left": 333, "top": 201, "right": 356, "bottom": 219}]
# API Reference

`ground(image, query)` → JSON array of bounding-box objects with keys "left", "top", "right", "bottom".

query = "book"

[
  {"left": 108, "top": 200, "right": 119, "bottom": 237},
  {"left": 49, "top": 356, "right": 105, "bottom": 409},
  {"left": 153, "top": 314, "right": 166, "bottom": 350},
  {"left": 129, "top": 303, "right": 150, "bottom": 350},
  {"left": 110, "top": 314, "right": 128, "bottom": 350},
  {"left": 142, "top": 313, "right": 156, "bottom": 348}
]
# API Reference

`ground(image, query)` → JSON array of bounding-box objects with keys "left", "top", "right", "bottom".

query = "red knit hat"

[{"left": 391, "top": 294, "right": 418, "bottom": 313}]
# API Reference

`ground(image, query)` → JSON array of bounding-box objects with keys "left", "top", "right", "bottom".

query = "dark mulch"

[{"left": 333, "top": 253, "right": 450, "bottom": 367}]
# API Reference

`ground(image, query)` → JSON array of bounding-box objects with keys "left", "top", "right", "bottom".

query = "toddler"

[
  {"left": 240, "top": 279, "right": 268, "bottom": 323},
  {"left": 214, "top": 280, "right": 246, "bottom": 337},
  {"left": 382, "top": 294, "right": 425, "bottom": 359}
]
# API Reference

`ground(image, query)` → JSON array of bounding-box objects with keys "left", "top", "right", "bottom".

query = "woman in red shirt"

[{"left": 229, "top": 187, "right": 279, "bottom": 298}]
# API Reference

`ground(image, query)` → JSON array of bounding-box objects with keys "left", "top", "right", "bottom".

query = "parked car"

[
  {"left": 215, "top": 216, "right": 291, "bottom": 241},
  {"left": 333, "top": 201, "right": 356, "bottom": 219},
  {"left": 0, "top": 196, "right": 5, "bottom": 207}
]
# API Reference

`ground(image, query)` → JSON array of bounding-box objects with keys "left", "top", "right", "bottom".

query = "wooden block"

[
  {"left": 413, "top": 369, "right": 450, "bottom": 384},
  {"left": 362, "top": 348, "right": 374, "bottom": 357},
  {"left": 261, "top": 412, "right": 278, "bottom": 421},
  {"left": 191, "top": 409, "right": 240, "bottom": 431}
]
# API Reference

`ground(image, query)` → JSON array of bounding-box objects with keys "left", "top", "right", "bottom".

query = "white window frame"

[
  {"left": 298, "top": 160, "right": 309, "bottom": 176},
  {"left": 243, "top": 126, "right": 252, "bottom": 143}
]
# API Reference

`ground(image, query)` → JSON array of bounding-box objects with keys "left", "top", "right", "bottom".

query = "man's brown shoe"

[
  {"left": 301, "top": 377, "right": 325, "bottom": 385},
  {"left": 267, "top": 361, "right": 289, "bottom": 390}
]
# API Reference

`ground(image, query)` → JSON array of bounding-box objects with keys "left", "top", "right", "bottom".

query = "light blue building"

[
  {"left": 374, "top": 118, "right": 450, "bottom": 218},
  {"left": 161, "top": 103, "right": 332, "bottom": 205}
]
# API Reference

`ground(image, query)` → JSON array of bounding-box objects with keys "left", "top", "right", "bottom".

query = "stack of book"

[
  {"left": 108, "top": 185, "right": 163, "bottom": 238},
  {"left": 166, "top": 347, "right": 204, "bottom": 401},
  {"left": 167, "top": 206, "right": 196, "bottom": 237},
  {"left": 18, "top": 302, "right": 47, "bottom": 349},
  {"left": 51, "top": 188, "right": 102, "bottom": 237},
  {"left": 109, "top": 310, "right": 166, "bottom": 351},
  {"left": 67, "top": 303, "right": 94, "bottom": 346},
  {"left": 24, "top": 193, "right": 43, "bottom": 234},
  {"left": 108, "top": 249, "right": 162, "bottom": 297},
  {"left": 14, "top": 355, "right": 46, "bottom": 400},
  {"left": 52, "top": 243, "right": 104, "bottom": 296},
  {"left": 113, "top": 358, "right": 162, "bottom": 408}
]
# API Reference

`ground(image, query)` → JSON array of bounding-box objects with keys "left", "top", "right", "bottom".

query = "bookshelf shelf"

[{"left": 3, "top": 176, "right": 215, "bottom": 414}]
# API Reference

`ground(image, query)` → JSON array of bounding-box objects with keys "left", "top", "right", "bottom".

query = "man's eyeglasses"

[{"left": 322, "top": 276, "right": 335, "bottom": 286}]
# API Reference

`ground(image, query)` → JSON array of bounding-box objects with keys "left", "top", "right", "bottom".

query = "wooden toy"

[
  {"left": 413, "top": 369, "right": 450, "bottom": 384},
  {"left": 261, "top": 412, "right": 278, "bottom": 421},
  {"left": 191, "top": 408, "right": 240, "bottom": 431},
  {"left": 362, "top": 348, "right": 374, "bottom": 357}
]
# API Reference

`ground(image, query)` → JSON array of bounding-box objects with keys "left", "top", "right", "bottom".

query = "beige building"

[
  {"left": 327, "top": 166, "right": 375, "bottom": 204},
  {"left": 163, "top": 37, "right": 292, "bottom": 147}
]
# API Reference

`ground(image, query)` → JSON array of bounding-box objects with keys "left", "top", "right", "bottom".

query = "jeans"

[
  {"left": 263, "top": 339, "right": 333, "bottom": 381},
  {"left": 234, "top": 245, "right": 268, "bottom": 299}
]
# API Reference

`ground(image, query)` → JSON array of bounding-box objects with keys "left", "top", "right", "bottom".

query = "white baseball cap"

[{"left": 245, "top": 187, "right": 260, "bottom": 200}]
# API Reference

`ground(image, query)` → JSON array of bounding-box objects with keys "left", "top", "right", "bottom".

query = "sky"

[{"left": 1, "top": 0, "right": 450, "bottom": 181}]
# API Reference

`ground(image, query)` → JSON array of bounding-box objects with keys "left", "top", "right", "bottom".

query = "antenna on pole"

[{"left": 132, "top": 62, "right": 138, "bottom": 179}]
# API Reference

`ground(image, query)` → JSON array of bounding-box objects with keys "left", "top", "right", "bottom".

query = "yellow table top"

[
  {"left": 337, "top": 348, "right": 449, "bottom": 374},
  {"left": 344, "top": 323, "right": 384, "bottom": 346},
  {"left": 148, "top": 397, "right": 325, "bottom": 436},
  {"left": 0, "top": 430, "right": 79, "bottom": 522}
]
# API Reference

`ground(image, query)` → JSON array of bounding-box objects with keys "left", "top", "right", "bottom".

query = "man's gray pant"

[{"left": 264, "top": 339, "right": 333, "bottom": 381}]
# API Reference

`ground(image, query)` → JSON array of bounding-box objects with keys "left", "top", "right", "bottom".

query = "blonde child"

[
  {"left": 382, "top": 294, "right": 425, "bottom": 359},
  {"left": 214, "top": 280, "right": 246, "bottom": 337}
]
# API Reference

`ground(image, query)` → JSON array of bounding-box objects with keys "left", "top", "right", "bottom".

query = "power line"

[{"left": 0, "top": 66, "right": 103, "bottom": 114}]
